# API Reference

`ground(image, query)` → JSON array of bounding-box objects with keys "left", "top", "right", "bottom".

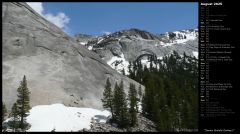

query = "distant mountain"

[
  {"left": 74, "top": 34, "right": 95, "bottom": 45},
  {"left": 75, "top": 28, "right": 198, "bottom": 74}
]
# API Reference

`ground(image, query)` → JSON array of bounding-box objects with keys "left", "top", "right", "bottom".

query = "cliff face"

[{"left": 2, "top": 2, "right": 139, "bottom": 110}]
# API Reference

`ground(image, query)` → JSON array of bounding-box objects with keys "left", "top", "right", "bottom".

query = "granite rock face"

[{"left": 2, "top": 2, "right": 139, "bottom": 110}]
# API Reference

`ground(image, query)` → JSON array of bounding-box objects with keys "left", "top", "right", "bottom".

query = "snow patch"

[
  {"left": 79, "top": 42, "right": 87, "bottom": 45},
  {"left": 87, "top": 46, "right": 93, "bottom": 50},
  {"left": 192, "top": 51, "right": 198, "bottom": 58},
  {"left": 21, "top": 104, "right": 111, "bottom": 132},
  {"left": 163, "top": 30, "right": 197, "bottom": 47},
  {"left": 97, "top": 37, "right": 104, "bottom": 44},
  {"left": 107, "top": 53, "right": 129, "bottom": 75}
]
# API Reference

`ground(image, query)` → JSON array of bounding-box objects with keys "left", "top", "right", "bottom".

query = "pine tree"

[
  {"left": 112, "top": 80, "right": 129, "bottom": 128},
  {"left": 10, "top": 103, "right": 19, "bottom": 132},
  {"left": 168, "top": 32, "right": 176, "bottom": 43},
  {"left": 141, "top": 92, "right": 147, "bottom": 115},
  {"left": 121, "top": 68, "right": 125, "bottom": 75},
  {"left": 143, "top": 74, "right": 156, "bottom": 118},
  {"left": 2, "top": 102, "right": 7, "bottom": 123},
  {"left": 150, "top": 60, "right": 154, "bottom": 72},
  {"left": 128, "top": 62, "right": 134, "bottom": 79},
  {"left": 16, "top": 75, "right": 31, "bottom": 130},
  {"left": 128, "top": 83, "right": 137, "bottom": 126},
  {"left": 152, "top": 96, "right": 162, "bottom": 131},
  {"left": 138, "top": 85, "right": 142, "bottom": 101},
  {"left": 101, "top": 78, "right": 114, "bottom": 120},
  {"left": 112, "top": 82, "right": 120, "bottom": 122}
]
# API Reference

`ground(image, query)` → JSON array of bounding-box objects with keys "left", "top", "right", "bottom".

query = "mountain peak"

[
  {"left": 108, "top": 28, "right": 157, "bottom": 40},
  {"left": 123, "top": 28, "right": 147, "bottom": 33}
]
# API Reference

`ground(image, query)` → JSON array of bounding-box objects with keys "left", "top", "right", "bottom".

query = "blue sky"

[{"left": 29, "top": 2, "right": 198, "bottom": 36}]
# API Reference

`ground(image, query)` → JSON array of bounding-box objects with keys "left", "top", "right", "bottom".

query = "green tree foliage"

[
  {"left": 112, "top": 80, "right": 129, "bottom": 128},
  {"left": 128, "top": 83, "right": 137, "bottom": 126},
  {"left": 101, "top": 78, "right": 114, "bottom": 120},
  {"left": 2, "top": 102, "right": 7, "bottom": 123},
  {"left": 138, "top": 85, "right": 142, "bottom": 101},
  {"left": 121, "top": 68, "right": 126, "bottom": 75},
  {"left": 130, "top": 51, "right": 198, "bottom": 131},
  {"left": 168, "top": 32, "right": 176, "bottom": 43},
  {"left": 16, "top": 75, "right": 31, "bottom": 130},
  {"left": 10, "top": 103, "right": 19, "bottom": 131},
  {"left": 128, "top": 62, "right": 135, "bottom": 79}
]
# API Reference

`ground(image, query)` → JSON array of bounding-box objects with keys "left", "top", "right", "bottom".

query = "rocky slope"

[
  {"left": 75, "top": 28, "right": 198, "bottom": 74},
  {"left": 82, "top": 114, "right": 157, "bottom": 132},
  {"left": 2, "top": 2, "right": 139, "bottom": 110}
]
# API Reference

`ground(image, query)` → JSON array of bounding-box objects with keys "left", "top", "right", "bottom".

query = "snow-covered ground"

[
  {"left": 27, "top": 104, "right": 110, "bottom": 132},
  {"left": 4, "top": 104, "right": 111, "bottom": 132}
]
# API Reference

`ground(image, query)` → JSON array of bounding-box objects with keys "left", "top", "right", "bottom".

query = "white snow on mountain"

[
  {"left": 87, "top": 46, "right": 93, "bottom": 50},
  {"left": 107, "top": 53, "right": 129, "bottom": 75},
  {"left": 97, "top": 37, "right": 104, "bottom": 44},
  {"left": 141, "top": 59, "right": 151, "bottom": 68},
  {"left": 106, "top": 54, "right": 164, "bottom": 75},
  {"left": 3, "top": 104, "right": 111, "bottom": 132},
  {"left": 163, "top": 29, "right": 198, "bottom": 47},
  {"left": 141, "top": 57, "right": 162, "bottom": 69},
  {"left": 137, "top": 101, "right": 142, "bottom": 113},
  {"left": 192, "top": 51, "right": 198, "bottom": 58},
  {"left": 79, "top": 42, "right": 87, "bottom": 45}
]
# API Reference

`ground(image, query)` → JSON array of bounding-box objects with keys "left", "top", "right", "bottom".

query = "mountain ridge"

[{"left": 75, "top": 28, "right": 198, "bottom": 74}]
